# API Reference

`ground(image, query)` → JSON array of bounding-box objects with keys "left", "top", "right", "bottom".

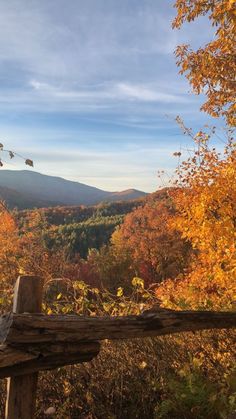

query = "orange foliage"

[
  {"left": 0, "top": 207, "right": 16, "bottom": 235},
  {"left": 0, "top": 205, "right": 20, "bottom": 310},
  {"left": 173, "top": 0, "right": 236, "bottom": 125},
  {"left": 157, "top": 129, "right": 236, "bottom": 310},
  {"left": 112, "top": 192, "right": 191, "bottom": 286}
]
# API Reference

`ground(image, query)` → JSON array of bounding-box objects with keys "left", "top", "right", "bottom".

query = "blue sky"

[{"left": 0, "top": 0, "right": 221, "bottom": 192}]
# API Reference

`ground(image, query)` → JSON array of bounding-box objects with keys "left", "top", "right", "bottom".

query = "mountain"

[
  {"left": 0, "top": 185, "right": 54, "bottom": 209},
  {"left": 0, "top": 170, "right": 147, "bottom": 209}
]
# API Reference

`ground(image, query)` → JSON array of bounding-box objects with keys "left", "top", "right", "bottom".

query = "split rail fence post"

[{"left": 5, "top": 275, "right": 43, "bottom": 419}]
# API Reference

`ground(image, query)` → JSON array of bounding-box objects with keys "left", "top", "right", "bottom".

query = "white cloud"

[
  {"left": 4, "top": 144, "right": 177, "bottom": 192},
  {"left": 29, "top": 80, "right": 51, "bottom": 91},
  {"left": 0, "top": 1, "right": 176, "bottom": 82},
  {"left": 0, "top": 1, "right": 217, "bottom": 191},
  {"left": 28, "top": 79, "right": 189, "bottom": 105},
  {"left": 0, "top": 0, "right": 211, "bottom": 87},
  {"left": 0, "top": 0, "right": 209, "bottom": 118},
  {"left": 115, "top": 83, "right": 188, "bottom": 103}
]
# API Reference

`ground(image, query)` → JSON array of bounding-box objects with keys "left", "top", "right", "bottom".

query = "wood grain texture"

[
  {"left": 1, "top": 310, "right": 236, "bottom": 347},
  {"left": 6, "top": 374, "right": 38, "bottom": 419},
  {"left": 5, "top": 276, "right": 43, "bottom": 419},
  {"left": 0, "top": 341, "right": 100, "bottom": 378}
]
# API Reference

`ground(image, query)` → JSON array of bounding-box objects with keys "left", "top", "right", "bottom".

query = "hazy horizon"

[{"left": 0, "top": 1, "right": 223, "bottom": 192}]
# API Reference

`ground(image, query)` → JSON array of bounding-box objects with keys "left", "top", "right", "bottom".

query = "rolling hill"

[{"left": 0, "top": 170, "right": 146, "bottom": 209}]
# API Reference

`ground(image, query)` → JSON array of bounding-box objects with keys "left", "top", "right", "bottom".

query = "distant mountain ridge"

[{"left": 0, "top": 170, "right": 147, "bottom": 209}]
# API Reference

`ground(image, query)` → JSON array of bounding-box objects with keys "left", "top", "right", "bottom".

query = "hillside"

[
  {"left": 17, "top": 199, "right": 146, "bottom": 257},
  {"left": 0, "top": 185, "right": 58, "bottom": 209},
  {"left": 0, "top": 170, "right": 146, "bottom": 209}
]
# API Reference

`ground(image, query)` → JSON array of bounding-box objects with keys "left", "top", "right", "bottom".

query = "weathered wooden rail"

[{"left": 1, "top": 276, "right": 236, "bottom": 418}]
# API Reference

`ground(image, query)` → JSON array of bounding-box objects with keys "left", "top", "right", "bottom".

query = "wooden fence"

[{"left": 1, "top": 276, "right": 236, "bottom": 418}]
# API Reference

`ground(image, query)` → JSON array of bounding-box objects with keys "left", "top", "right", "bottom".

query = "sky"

[{"left": 0, "top": 0, "right": 221, "bottom": 192}]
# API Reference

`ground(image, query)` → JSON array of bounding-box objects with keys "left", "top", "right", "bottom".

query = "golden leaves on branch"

[
  {"left": 157, "top": 126, "right": 236, "bottom": 310},
  {"left": 173, "top": 0, "right": 236, "bottom": 125}
]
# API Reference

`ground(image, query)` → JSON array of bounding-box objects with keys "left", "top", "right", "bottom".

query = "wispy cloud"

[
  {"left": 29, "top": 79, "right": 190, "bottom": 105},
  {"left": 0, "top": 0, "right": 216, "bottom": 191},
  {"left": 115, "top": 83, "right": 188, "bottom": 103},
  {"left": 5, "top": 144, "right": 178, "bottom": 192}
]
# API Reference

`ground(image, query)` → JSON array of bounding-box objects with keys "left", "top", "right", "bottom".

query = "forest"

[
  {"left": 16, "top": 199, "right": 145, "bottom": 258},
  {"left": 0, "top": 130, "right": 235, "bottom": 417},
  {"left": 0, "top": 0, "right": 236, "bottom": 418}
]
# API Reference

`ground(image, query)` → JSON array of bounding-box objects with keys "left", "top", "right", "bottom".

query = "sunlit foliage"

[
  {"left": 173, "top": 0, "right": 236, "bottom": 125},
  {"left": 157, "top": 125, "right": 236, "bottom": 309},
  {"left": 111, "top": 190, "right": 191, "bottom": 286}
]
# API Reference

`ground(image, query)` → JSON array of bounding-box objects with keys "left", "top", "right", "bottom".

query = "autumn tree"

[
  {"left": 0, "top": 206, "right": 21, "bottom": 311},
  {"left": 157, "top": 126, "right": 236, "bottom": 309},
  {"left": 173, "top": 0, "right": 236, "bottom": 125},
  {"left": 111, "top": 191, "right": 191, "bottom": 287},
  {"left": 156, "top": 2, "right": 236, "bottom": 308}
]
